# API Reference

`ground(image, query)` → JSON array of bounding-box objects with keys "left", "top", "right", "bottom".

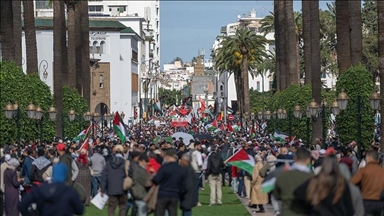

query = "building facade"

[{"left": 21, "top": 18, "right": 141, "bottom": 119}]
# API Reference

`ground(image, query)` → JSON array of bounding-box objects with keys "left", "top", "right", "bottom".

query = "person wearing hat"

[
  {"left": 18, "top": 163, "right": 84, "bottom": 216},
  {"left": 57, "top": 143, "right": 79, "bottom": 186}
]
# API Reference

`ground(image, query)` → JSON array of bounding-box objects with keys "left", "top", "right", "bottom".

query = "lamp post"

[
  {"left": 336, "top": 89, "right": 380, "bottom": 160},
  {"left": 251, "top": 112, "right": 256, "bottom": 136},
  {"left": 263, "top": 110, "right": 271, "bottom": 135},
  {"left": 4, "top": 102, "right": 21, "bottom": 145},
  {"left": 34, "top": 105, "right": 57, "bottom": 142},
  {"left": 38, "top": 60, "right": 49, "bottom": 82},
  {"left": 244, "top": 112, "right": 249, "bottom": 133}
]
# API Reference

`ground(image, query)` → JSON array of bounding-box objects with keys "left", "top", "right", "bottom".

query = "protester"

[
  {"left": 4, "top": 158, "right": 23, "bottom": 216},
  {"left": 18, "top": 162, "right": 84, "bottom": 216},
  {"left": 76, "top": 148, "right": 92, "bottom": 205},
  {"left": 249, "top": 154, "right": 268, "bottom": 212},
  {"left": 206, "top": 144, "right": 224, "bottom": 206},
  {"left": 31, "top": 147, "right": 51, "bottom": 183},
  {"left": 131, "top": 153, "right": 152, "bottom": 216},
  {"left": 179, "top": 153, "right": 196, "bottom": 216},
  {"left": 57, "top": 143, "right": 79, "bottom": 185},
  {"left": 190, "top": 142, "right": 203, "bottom": 206},
  {"left": 90, "top": 147, "right": 106, "bottom": 198}
]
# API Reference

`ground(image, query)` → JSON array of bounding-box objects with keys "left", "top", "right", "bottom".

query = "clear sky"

[{"left": 160, "top": 1, "right": 331, "bottom": 66}]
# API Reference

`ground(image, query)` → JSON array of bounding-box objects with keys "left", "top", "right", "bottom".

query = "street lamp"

[
  {"left": 264, "top": 110, "right": 271, "bottom": 120},
  {"left": 293, "top": 105, "right": 302, "bottom": 119},
  {"left": 244, "top": 112, "right": 249, "bottom": 132},
  {"left": 277, "top": 108, "right": 284, "bottom": 120},
  {"left": 26, "top": 102, "right": 36, "bottom": 119},
  {"left": 331, "top": 100, "right": 340, "bottom": 116},
  {"left": 337, "top": 89, "right": 381, "bottom": 160},
  {"left": 257, "top": 111, "right": 263, "bottom": 120},
  {"left": 68, "top": 109, "right": 76, "bottom": 122},
  {"left": 308, "top": 99, "right": 319, "bottom": 117}
]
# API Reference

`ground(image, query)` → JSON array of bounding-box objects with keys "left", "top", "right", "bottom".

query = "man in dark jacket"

[
  {"left": 18, "top": 162, "right": 84, "bottom": 216},
  {"left": 179, "top": 153, "right": 196, "bottom": 216},
  {"left": 101, "top": 145, "right": 128, "bottom": 216},
  {"left": 207, "top": 145, "right": 224, "bottom": 206}
]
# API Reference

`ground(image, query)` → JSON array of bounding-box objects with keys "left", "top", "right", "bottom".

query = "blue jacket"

[{"left": 22, "top": 156, "right": 34, "bottom": 184}]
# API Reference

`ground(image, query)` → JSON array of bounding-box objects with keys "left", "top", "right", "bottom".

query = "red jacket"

[
  {"left": 231, "top": 166, "right": 238, "bottom": 178},
  {"left": 147, "top": 158, "right": 161, "bottom": 174}
]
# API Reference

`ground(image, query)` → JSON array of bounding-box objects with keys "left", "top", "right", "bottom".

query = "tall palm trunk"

[
  {"left": 80, "top": 0, "right": 90, "bottom": 105},
  {"left": 284, "top": 0, "right": 299, "bottom": 85},
  {"left": 275, "top": 0, "right": 287, "bottom": 91},
  {"left": 310, "top": 1, "right": 322, "bottom": 143},
  {"left": 75, "top": 2, "right": 82, "bottom": 94},
  {"left": 1, "top": 0, "right": 15, "bottom": 62},
  {"left": 336, "top": 0, "right": 352, "bottom": 74},
  {"left": 66, "top": 2, "right": 77, "bottom": 88},
  {"left": 302, "top": 0, "right": 312, "bottom": 84},
  {"left": 234, "top": 71, "right": 243, "bottom": 114},
  {"left": 53, "top": 1, "right": 66, "bottom": 137},
  {"left": 23, "top": 0, "right": 38, "bottom": 74},
  {"left": 241, "top": 52, "right": 250, "bottom": 114},
  {"left": 378, "top": 0, "right": 384, "bottom": 167},
  {"left": 12, "top": 0, "right": 22, "bottom": 66},
  {"left": 349, "top": 0, "right": 363, "bottom": 65}
]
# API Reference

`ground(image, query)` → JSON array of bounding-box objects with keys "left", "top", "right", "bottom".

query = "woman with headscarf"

[
  {"left": 4, "top": 158, "right": 24, "bottom": 216},
  {"left": 76, "top": 148, "right": 92, "bottom": 205},
  {"left": 249, "top": 154, "right": 268, "bottom": 213},
  {"left": 294, "top": 154, "right": 355, "bottom": 215}
]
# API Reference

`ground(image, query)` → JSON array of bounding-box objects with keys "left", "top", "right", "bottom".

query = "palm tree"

[
  {"left": 285, "top": 0, "right": 299, "bottom": 85},
  {"left": 23, "top": 0, "right": 38, "bottom": 74},
  {"left": 64, "top": 0, "right": 80, "bottom": 89},
  {"left": 274, "top": 0, "right": 286, "bottom": 91},
  {"left": 1, "top": 0, "right": 15, "bottom": 62},
  {"left": 79, "top": 0, "right": 90, "bottom": 105},
  {"left": 349, "top": 0, "right": 363, "bottom": 65},
  {"left": 310, "top": 1, "right": 322, "bottom": 143},
  {"left": 53, "top": 0, "right": 67, "bottom": 137},
  {"left": 378, "top": 0, "right": 384, "bottom": 166},
  {"left": 336, "top": 0, "right": 352, "bottom": 74},
  {"left": 302, "top": 0, "right": 312, "bottom": 84},
  {"left": 13, "top": 0, "right": 22, "bottom": 66},
  {"left": 214, "top": 27, "right": 267, "bottom": 114}
]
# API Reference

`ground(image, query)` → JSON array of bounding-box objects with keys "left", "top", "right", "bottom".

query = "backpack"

[{"left": 209, "top": 152, "right": 223, "bottom": 175}]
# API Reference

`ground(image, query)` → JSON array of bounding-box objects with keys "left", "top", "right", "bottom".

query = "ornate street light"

[
  {"left": 264, "top": 110, "right": 271, "bottom": 120},
  {"left": 308, "top": 99, "right": 319, "bottom": 117},
  {"left": 93, "top": 112, "right": 101, "bottom": 122},
  {"left": 277, "top": 108, "right": 284, "bottom": 119},
  {"left": 26, "top": 102, "right": 36, "bottom": 119},
  {"left": 35, "top": 106, "right": 44, "bottom": 120},
  {"left": 306, "top": 107, "right": 311, "bottom": 118},
  {"left": 68, "top": 109, "right": 76, "bottom": 122},
  {"left": 331, "top": 100, "right": 340, "bottom": 116},
  {"left": 84, "top": 111, "right": 92, "bottom": 121},
  {"left": 4, "top": 102, "right": 14, "bottom": 119},
  {"left": 48, "top": 106, "right": 57, "bottom": 120},
  {"left": 337, "top": 89, "right": 349, "bottom": 110},
  {"left": 369, "top": 89, "right": 381, "bottom": 110},
  {"left": 282, "top": 109, "right": 287, "bottom": 119},
  {"left": 256, "top": 112, "right": 262, "bottom": 120},
  {"left": 293, "top": 105, "right": 302, "bottom": 119}
]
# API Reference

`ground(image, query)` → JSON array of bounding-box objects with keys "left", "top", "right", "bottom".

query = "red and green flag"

[
  {"left": 225, "top": 148, "right": 255, "bottom": 174},
  {"left": 113, "top": 112, "right": 127, "bottom": 143}
]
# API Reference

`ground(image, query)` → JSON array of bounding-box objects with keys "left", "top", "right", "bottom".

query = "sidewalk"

[{"left": 238, "top": 196, "right": 275, "bottom": 216}]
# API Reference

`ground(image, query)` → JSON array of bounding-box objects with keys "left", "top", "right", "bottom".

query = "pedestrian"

[
  {"left": 294, "top": 155, "right": 355, "bottom": 215},
  {"left": 18, "top": 162, "right": 84, "bottom": 216},
  {"left": 42, "top": 157, "right": 60, "bottom": 182},
  {"left": 207, "top": 145, "right": 224, "bottom": 206},
  {"left": 22, "top": 148, "right": 35, "bottom": 187},
  {"left": 179, "top": 153, "right": 197, "bottom": 216},
  {"left": 90, "top": 147, "right": 106, "bottom": 198},
  {"left": 190, "top": 142, "right": 203, "bottom": 206},
  {"left": 57, "top": 143, "right": 79, "bottom": 185},
  {"left": 101, "top": 144, "right": 129, "bottom": 216},
  {"left": 350, "top": 150, "right": 384, "bottom": 216},
  {"left": 131, "top": 153, "right": 152, "bottom": 216},
  {"left": 4, "top": 158, "right": 24, "bottom": 216},
  {"left": 249, "top": 154, "right": 268, "bottom": 213},
  {"left": 31, "top": 147, "right": 51, "bottom": 183},
  {"left": 76, "top": 148, "right": 92, "bottom": 205},
  {"left": 153, "top": 148, "right": 186, "bottom": 216}
]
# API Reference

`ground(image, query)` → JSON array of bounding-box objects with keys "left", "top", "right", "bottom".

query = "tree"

[
  {"left": 64, "top": 0, "right": 79, "bottom": 89},
  {"left": 349, "top": 0, "right": 363, "bottom": 65},
  {"left": 274, "top": 0, "right": 286, "bottom": 91},
  {"left": 12, "top": 0, "right": 22, "bottom": 67},
  {"left": 378, "top": 0, "right": 384, "bottom": 166},
  {"left": 362, "top": 0, "right": 379, "bottom": 79},
  {"left": 284, "top": 0, "right": 299, "bottom": 85},
  {"left": 23, "top": 0, "right": 39, "bottom": 74},
  {"left": 336, "top": 65, "right": 374, "bottom": 150},
  {"left": 158, "top": 88, "right": 182, "bottom": 106},
  {"left": 80, "top": 0, "right": 90, "bottom": 105},
  {"left": 302, "top": 0, "right": 312, "bottom": 84},
  {"left": 1, "top": 0, "right": 15, "bottom": 62},
  {"left": 214, "top": 27, "right": 268, "bottom": 114},
  {"left": 336, "top": 0, "right": 352, "bottom": 74}
]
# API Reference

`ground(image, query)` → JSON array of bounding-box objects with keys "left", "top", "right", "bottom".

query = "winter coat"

[
  {"left": 31, "top": 156, "right": 51, "bottom": 183},
  {"left": 22, "top": 156, "right": 34, "bottom": 185},
  {"left": 131, "top": 165, "right": 151, "bottom": 200},
  {"left": 0, "top": 161, "right": 11, "bottom": 192},
  {"left": 250, "top": 161, "right": 268, "bottom": 205},
  {"left": 207, "top": 151, "right": 224, "bottom": 176},
  {"left": 101, "top": 155, "right": 127, "bottom": 196},
  {"left": 180, "top": 165, "right": 196, "bottom": 210},
  {"left": 18, "top": 182, "right": 84, "bottom": 216},
  {"left": 4, "top": 168, "right": 23, "bottom": 216}
]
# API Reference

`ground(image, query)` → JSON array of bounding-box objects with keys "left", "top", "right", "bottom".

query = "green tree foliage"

[
  {"left": 0, "top": 61, "right": 89, "bottom": 144},
  {"left": 158, "top": 87, "right": 182, "bottom": 106},
  {"left": 0, "top": 61, "right": 54, "bottom": 144},
  {"left": 62, "top": 86, "right": 88, "bottom": 139},
  {"left": 335, "top": 65, "right": 375, "bottom": 148},
  {"left": 362, "top": 0, "right": 379, "bottom": 76}
]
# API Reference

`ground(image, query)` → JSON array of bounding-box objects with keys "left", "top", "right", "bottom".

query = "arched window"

[
  {"left": 92, "top": 41, "right": 98, "bottom": 54},
  {"left": 100, "top": 41, "right": 105, "bottom": 54},
  {"left": 99, "top": 74, "right": 104, "bottom": 88}
]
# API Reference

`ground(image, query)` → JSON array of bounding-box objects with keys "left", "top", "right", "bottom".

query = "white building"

[
  {"left": 161, "top": 61, "right": 194, "bottom": 91},
  {"left": 21, "top": 18, "right": 141, "bottom": 119}
]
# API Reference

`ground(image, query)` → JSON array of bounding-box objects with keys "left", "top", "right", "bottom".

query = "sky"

[{"left": 160, "top": 1, "right": 331, "bottom": 66}]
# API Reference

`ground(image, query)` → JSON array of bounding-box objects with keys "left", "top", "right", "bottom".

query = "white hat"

[{"left": 319, "top": 149, "right": 326, "bottom": 155}]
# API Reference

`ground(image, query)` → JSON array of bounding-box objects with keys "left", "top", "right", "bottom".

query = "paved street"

[{"left": 239, "top": 196, "right": 275, "bottom": 216}]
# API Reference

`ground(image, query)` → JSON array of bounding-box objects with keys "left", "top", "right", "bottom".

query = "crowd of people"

[{"left": 0, "top": 124, "right": 383, "bottom": 216}]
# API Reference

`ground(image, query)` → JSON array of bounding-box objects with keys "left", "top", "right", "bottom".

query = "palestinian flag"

[
  {"left": 232, "top": 124, "right": 239, "bottom": 131},
  {"left": 206, "top": 119, "right": 218, "bottom": 131},
  {"left": 227, "top": 106, "right": 234, "bottom": 114},
  {"left": 261, "top": 177, "right": 276, "bottom": 193},
  {"left": 273, "top": 131, "right": 288, "bottom": 142},
  {"left": 250, "top": 127, "right": 256, "bottom": 138},
  {"left": 79, "top": 138, "right": 89, "bottom": 152},
  {"left": 153, "top": 100, "right": 163, "bottom": 115},
  {"left": 225, "top": 148, "right": 255, "bottom": 174},
  {"left": 113, "top": 112, "right": 127, "bottom": 143},
  {"left": 72, "top": 125, "right": 91, "bottom": 142}
]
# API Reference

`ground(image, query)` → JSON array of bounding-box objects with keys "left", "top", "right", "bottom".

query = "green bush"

[
  {"left": 0, "top": 61, "right": 89, "bottom": 145},
  {"left": 335, "top": 64, "right": 375, "bottom": 148}
]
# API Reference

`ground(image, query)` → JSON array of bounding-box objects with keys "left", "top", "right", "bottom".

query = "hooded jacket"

[
  {"left": 18, "top": 163, "right": 84, "bottom": 216},
  {"left": 31, "top": 156, "right": 51, "bottom": 183},
  {"left": 101, "top": 154, "right": 127, "bottom": 196}
]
